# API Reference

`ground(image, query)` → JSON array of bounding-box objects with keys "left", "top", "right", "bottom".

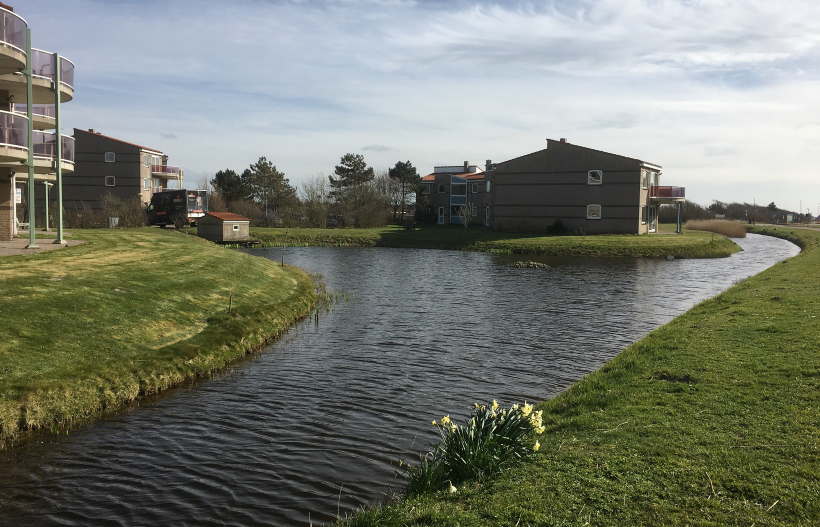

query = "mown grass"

[
  {"left": 342, "top": 226, "right": 819, "bottom": 526},
  {"left": 238, "top": 225, "right": 741, "bottom": 258},
  {"left": 0, "top": 228, "right": 315, "bottom": 448}
]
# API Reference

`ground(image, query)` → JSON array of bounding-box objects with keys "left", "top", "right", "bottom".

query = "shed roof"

[
  {"left": 205, "top": 211, "right": 251, "bottom": 222},
  {"left": 75, "top": 128, "right": 164, "bottom": 155}
]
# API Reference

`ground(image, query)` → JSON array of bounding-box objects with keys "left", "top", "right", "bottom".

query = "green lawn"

[
  {"left": 239, "top": 224, "right": 741, "bottom": 258},
  {"left": 0, "top": 228, "right": 314, "bottom": 447},
  {"left": 343, "top": 226, "right": 819, "bottom": 526}
]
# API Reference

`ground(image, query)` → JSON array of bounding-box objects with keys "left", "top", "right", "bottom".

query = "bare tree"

[
  {"left": 456, "top": 204, "right": 472, "bottom": 230},
  {"left": 300, "top": 173, "right": 330, "bottom": 228}
]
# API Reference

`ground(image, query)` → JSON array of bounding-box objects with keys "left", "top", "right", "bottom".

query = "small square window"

[
  {"left": 105, "top": 176, "right": 116, "bottom": 187},
  {"left": 588, "top": 170, "right": 602, "bottom": 185},
  {"left": 471, "top": 183, "right": 478, "bottom": 193},
  {"left": 233, "top": 225, "right": 240, "bottom": 231},
  {"left": 105, "top": 152, "right": 115, "bottom": 163},
  {"left": 438, "top": 184, "right": 446, "bottom": 193},
  {"left": 587, "top": 204, "right": 601, "bottom": 219},
  {"left": 422, "top": 185, "right": 431, "bottom": 195}
]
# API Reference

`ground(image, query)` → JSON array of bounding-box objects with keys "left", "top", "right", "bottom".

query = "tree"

[
  {"left": 388, "top": 160, "right": 420, "bottom": 222},
  {"left": 246, "top": 157, "right": 297, "bottom": 227},
  {"left": 767, "top": 202, "right": 777, "bottom": 212},
  {"left": 329, "top": 153, "right": 375, "bottom": 194},
  {"left": 456, "top": 204, "right": 473, "bottom": 230},
  {"left": 210, "top": 169, "right": 249, "bottom": 205}
]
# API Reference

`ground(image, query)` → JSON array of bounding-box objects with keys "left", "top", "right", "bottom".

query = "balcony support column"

[
  {"left": 52, "top": 52, "right": 64, "bottom": 244},
  {"left": 676, "top": 201, "right": 682, "bottom": 234},
  {"left": 24, "top": 28, "right": 37, "bottom": 249}
]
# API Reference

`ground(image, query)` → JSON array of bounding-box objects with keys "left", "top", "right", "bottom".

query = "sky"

[{"left": 23, "top": 0, "right": 820, "bottom": 212}]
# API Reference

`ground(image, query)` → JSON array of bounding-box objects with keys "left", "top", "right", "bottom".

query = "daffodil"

[
  {"left": 536, "top": 426, "right": 545, "bottom": 434},
  {"left": 441, "top": 415, "right": 451, "bottom": 426},
  {"left": 492, "top": 399, "right": 498, "bottom": 410},
  {"left": 534, "top": 441, "right": 540, "bottom": 451},
  {"left": 432, "top": 420, "right": 437, "bottom": 426},
  {"left": 522, "top": 402, "right": 533, "bottom": 417},
  {"left": 449, "top": 482, "right": 457, "bottom": 493}
]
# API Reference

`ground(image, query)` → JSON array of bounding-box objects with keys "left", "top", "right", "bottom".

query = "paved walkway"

[{"left": 0, "top": 232, "right": 84, "bottom": 257}]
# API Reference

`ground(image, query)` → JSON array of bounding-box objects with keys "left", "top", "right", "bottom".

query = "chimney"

[
  {"left": 485, "top": 159, "right": 493, "bottom": 171},
  {"left": 463, "top": 161, "right": 469, "bottom": 173},
  {"left": 560, "top": 138, "right": 567, "bottom": 143},
  {"left": 88, "top": 128, "right": 96, "bottom": 133}
]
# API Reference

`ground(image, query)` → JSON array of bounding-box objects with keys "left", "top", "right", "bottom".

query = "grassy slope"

[
  {"left": 242, "top": 224, "right": 740, "bottom": 258},
  {"left": 345, "top": 226, "right": 819, "bottom": 526},
  {"left": 0, "top": 228, "right": 314, "bottom": 447}
]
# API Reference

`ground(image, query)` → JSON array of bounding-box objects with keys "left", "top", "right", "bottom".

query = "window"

[
  {"left": 422, "top": 184, "right": 431, "bottom": 195},
  {"left": 143, "top": 178, "right": 149, "bottom": 190},
  {"left": 642, "top": 170, "right": 648, "bottom": 189},
  {"left": 451, "top": 184, "right": 466, "bottom": 196},
  {"left": 233, "top": 225, "right": 240, "bottom": 231},
  {"left": 587, "top": 204, "right": 601, "bottom": 219},
  {"left": 588, "top": 170, "right": 602, "bottom": 185},
  {"left": 486, "top": 181, "right": 491, "bottom": 192},
  {"left": 438, "top": 183, "right": 446, "bottom": 193},
  {"left": 471, "top": 205, "right": 477, "bottom": 216},
  {"left": 152, "top": 155, "right": 161, "bottom": 167},
  {"left": 143, "top": 154, "right": 149, "bottom": 167},
  {"left": 105, "top": 176, "right": 115, "bottom": 187},
  {"left": 471, "top": 183, "right": 478, "bottom": 193},
  {"left": 105, "top": 152, "right": 115, "bottom": 163},
  {"left": 641, "top": 206, "right": 647, "bottom": 224}
]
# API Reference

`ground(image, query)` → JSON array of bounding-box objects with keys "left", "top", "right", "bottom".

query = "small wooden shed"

[{"left": 197, "top": 212, "right": 251, "bottom": 243}]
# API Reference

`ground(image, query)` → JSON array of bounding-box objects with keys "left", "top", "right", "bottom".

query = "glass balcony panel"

[
  {"left": 60, "top": 57, "right": 74, "bottom": 88},
  {"left": 1, "top": 9, "right": 26, "bottom": 52},
  {"left": 650, "top": 186, "right": 685, "bottom": 199},
  {"left": 31, "top": 131, "right": 75, "bottom": 162},
  {"left": 0, "top": 111, "right": 27, "bottom": 148},
  {"left": 152, "top": 164, "right": 181, "bottom": 175},
  {"left": 13, "top": 103, "right": 56, "bottom": 119},
  {"left": 29, "top": 49, "right": 75, "bottom": 88}
]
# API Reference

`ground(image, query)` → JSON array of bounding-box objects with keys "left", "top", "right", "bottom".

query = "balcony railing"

[
  {"left": 0, "top": 110, "right": 27, "bottom": 149},
  {"left": 0, "top": 8, "right": 26, "bottom": 53},
  {"left": 13, "top": 103, "right": 56, "bottom": 119},
  {"left": 32, "top": 131, "right": 75, "bottom": 162},
  {"left": 152, "top": 165, "right": 181, "bottom": 176},
  {"left": 29, "top": 48, "right": 75, "bottom": 89},
  {"left": 650, "top": 186, "right": 685, "bottom": 199}
]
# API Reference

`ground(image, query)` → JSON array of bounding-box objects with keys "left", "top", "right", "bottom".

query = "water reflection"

[{"left": 0, "top": 234, "right": 799, "bottom": 526}]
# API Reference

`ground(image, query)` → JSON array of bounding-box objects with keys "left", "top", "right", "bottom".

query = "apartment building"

[
  {"left": 419, "top": 139, "right": 685, "bottom": 234},
  {"left": 0, "top": 2, "right": 75, "bottom": 242},
  {"left": 64, "top": 129, "right": 183, "bottom": 209},
  {"left": 419, "top": 162, "right": 490, "bottom": 226}
]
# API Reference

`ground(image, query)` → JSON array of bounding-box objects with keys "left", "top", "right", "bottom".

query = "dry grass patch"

[{"left": 685, "top": 219, "right": 747, "bottom": 238}]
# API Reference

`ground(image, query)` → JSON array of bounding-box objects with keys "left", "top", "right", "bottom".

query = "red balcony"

[
  {"left": 152, "top": 165, "right": 181, "bottom": 176},
  {"left": 650, "top": 186, "right": 685, "bottom": 201}
]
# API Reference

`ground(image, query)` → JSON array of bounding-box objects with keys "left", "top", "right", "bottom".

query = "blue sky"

[{"left": 25, "top": 0, "right": 820, "bottom": 211}]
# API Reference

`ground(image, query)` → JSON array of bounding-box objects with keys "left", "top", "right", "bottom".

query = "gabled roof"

[
  {"left": 421, "top": 172, "right": 485, "bottom": 182},
  {"left": 497, "top": 139, "right": 661, "bottom": 168},
  {"left": 206, "top": 211, "right": 250, "bottom": 222},
  {"left": 75, "top": 128, "right": 163, "bottom": 155}
]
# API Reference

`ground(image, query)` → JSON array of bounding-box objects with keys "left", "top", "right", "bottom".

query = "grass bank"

[
  {"left": 239, "top": 224, "right": 741, "bottom": 258},
  {"left": 0, "top": 228, "right": 314, "bottom": 448},
  {"left": 344, "top": 226, "right": 818, "bottom": 526}
]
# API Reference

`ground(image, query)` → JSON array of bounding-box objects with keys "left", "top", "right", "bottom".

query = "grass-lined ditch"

[
  {"left": 0, "top": 228, "right": 315, "bottom": 448},
  {"left": 236, "top": 224, "right": 741, "bottom": 258},
  {"left": 343, "top": 226, "right": 818, "bottom": 526}
]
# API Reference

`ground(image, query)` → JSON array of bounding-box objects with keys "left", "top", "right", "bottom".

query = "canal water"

[{"left": 0, "top": 234, "right": 799, "bottom": 526}]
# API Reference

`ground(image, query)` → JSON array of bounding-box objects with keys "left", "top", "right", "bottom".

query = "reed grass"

[{"left": 685, "top": 219, "right": 747, "bottom": 238}]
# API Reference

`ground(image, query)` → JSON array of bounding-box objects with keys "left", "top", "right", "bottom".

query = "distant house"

[
  {"left": 197, "top": 211, "right": 251, "bottom": 243},
  {"left": 418, "top": 139, "right": 685, "bottom": 234},
  {"left": 64, "top": 129, "right": 183, "bottom": 209},
  {"left": 419, "top": 161, "right": 490, "bottom": 226}
]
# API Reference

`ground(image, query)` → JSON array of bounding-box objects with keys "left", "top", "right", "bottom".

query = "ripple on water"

[{"left": 0, "top": 234, "right": 799, "bottom": 526}]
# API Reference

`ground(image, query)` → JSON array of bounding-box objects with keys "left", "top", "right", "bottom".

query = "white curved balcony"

[
  {"left": 0, "top": 109, "right": 27, "bottom": 163},
  {"left": 0, "top": 48, "right": 74, "bottom": 103},
  {"left": 31, "top": 131, "right": 74, "bottom": 174},
  {"left": 0, "top": 8, "right": 26, "bottom": 74},
  {"left": 13, "top": 103, "right": 54, "bottom": 130}
]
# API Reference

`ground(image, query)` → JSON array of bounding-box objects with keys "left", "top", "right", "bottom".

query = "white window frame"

[
  {"left": 438, "top": 206, "right": 445, "bottom": 224},
  {"left": 143, "top": 178, "right": 149, "bottom": 190},
  {"left": 486, "top": 181, "right": 491, "bottom": 192},
  {"left": 105, "top": 152, "right": 115, "bottom": 163},
  {"left": 471, "top": 183, "right": 478, "bottom": 193},
  {"left": 641, "top": 205, "right": 647, "bottom": 224},
  {"left": 642, "top": 170, "right": 648, "bottom": 189},
  {"left": 422, "top": 184, "right": 431, "bottom": 195},
  {"left": 471, "top": 205, "right": 477, "bottom": 216},
  {"left": 588, "top": 170, "right": 602, "bottom": 185},
  {"left": 587, "top": 204, "right": 602, "bottom": 220},
  {"left": 105, "top": 176, "right": 116, "bottom": 187},
  {"left": 232, "top": 224, "right": 240, "bottom": 231},
  {"left": 438, "top": 183, "right": 446, "bottom": 193},
  {"left": 143, "top": 154, "right": 149, "bottom": 167}
]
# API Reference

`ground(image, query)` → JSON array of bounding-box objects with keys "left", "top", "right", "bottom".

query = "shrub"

[
  {"left": 403, "top": 400, "right": 544, "bottom": 496},
  {"left": 547, "top": 218, "right": 566, "bottom": 234},
  {"left": 685, "top": 219, "right": 747, "bottom": 238}
]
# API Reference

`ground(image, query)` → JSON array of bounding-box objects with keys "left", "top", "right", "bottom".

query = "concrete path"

[{"left": 0, "top": 233, "right": 84, "bottom": 257}]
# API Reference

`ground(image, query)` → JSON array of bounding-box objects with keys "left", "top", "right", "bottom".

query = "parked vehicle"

[{"left": 147, "top": 189, "right": 208, "bottom": 227}]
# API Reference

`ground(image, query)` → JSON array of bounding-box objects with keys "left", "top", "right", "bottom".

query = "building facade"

[
  {"left": 64, "top": 129, "right": 183, "bottom": 210},
  {"left": 419, "top": 139, "right": 685, "bottom": 234},
  {"left": 0, "top": 2, "right": 76, "bottom": 241}
]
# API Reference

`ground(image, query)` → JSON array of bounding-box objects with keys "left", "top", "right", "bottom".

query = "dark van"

[{"left": 147, "top": 189, "right": 207, "bottom": 227}]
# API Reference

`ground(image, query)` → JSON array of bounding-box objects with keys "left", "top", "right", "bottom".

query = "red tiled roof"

[
  {"left": 421, "top": 172, "right": 485, "bottom": 182},
  {"left": 206, "top": 212, "right": 250, "bottom": 222},
  {"left": 76, "top": 129, "right": 163, "bottom": 155},
  {"left": 421, "top": 174, "right": 435, "bottom": 181}
]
